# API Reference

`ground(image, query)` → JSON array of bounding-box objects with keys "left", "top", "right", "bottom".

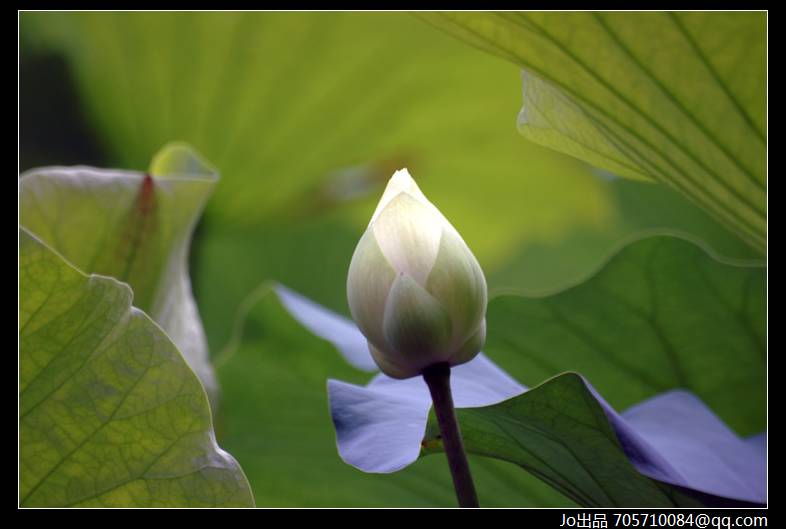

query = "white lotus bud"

[{"left": 347, "top": 168, "right": 487, "bottom": 379}]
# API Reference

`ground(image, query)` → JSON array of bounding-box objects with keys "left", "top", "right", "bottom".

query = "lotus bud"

[{"left": 347, "top": 168, "right": 487, "bottom": 379}]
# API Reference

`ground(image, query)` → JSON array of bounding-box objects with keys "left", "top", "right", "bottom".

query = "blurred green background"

[{"left": 19, "top": 11, "right": 763, "bottom": 507}]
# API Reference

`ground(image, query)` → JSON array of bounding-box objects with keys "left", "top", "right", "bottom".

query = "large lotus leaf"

[
  {"left": 485, "top": 236, "right": 766, "bottom": 437},
  {"left": 442, "top": 374, "right": 765, "bottom": 506},
  {"left": 19, "top": 143, "right": 218, "bottom": 399},
  {"left": 331, "top": 366, "right": 764, "bottom": 506},
  {"left": 19, "top": 228, "right": 253, "bottom": 507},
  {"left": 425, "top": 373, "right": 764, "bottom": 506},
  {"left": 423, "top": 12, "right": 766, "bottom": 251},
  {"left": 20, "top": 12, "right": 759, "bottom": 355}
]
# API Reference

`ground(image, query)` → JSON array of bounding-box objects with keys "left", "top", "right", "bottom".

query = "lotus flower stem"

[{"left": 422, "top": 362, "right": 479, "bottom": 508}]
